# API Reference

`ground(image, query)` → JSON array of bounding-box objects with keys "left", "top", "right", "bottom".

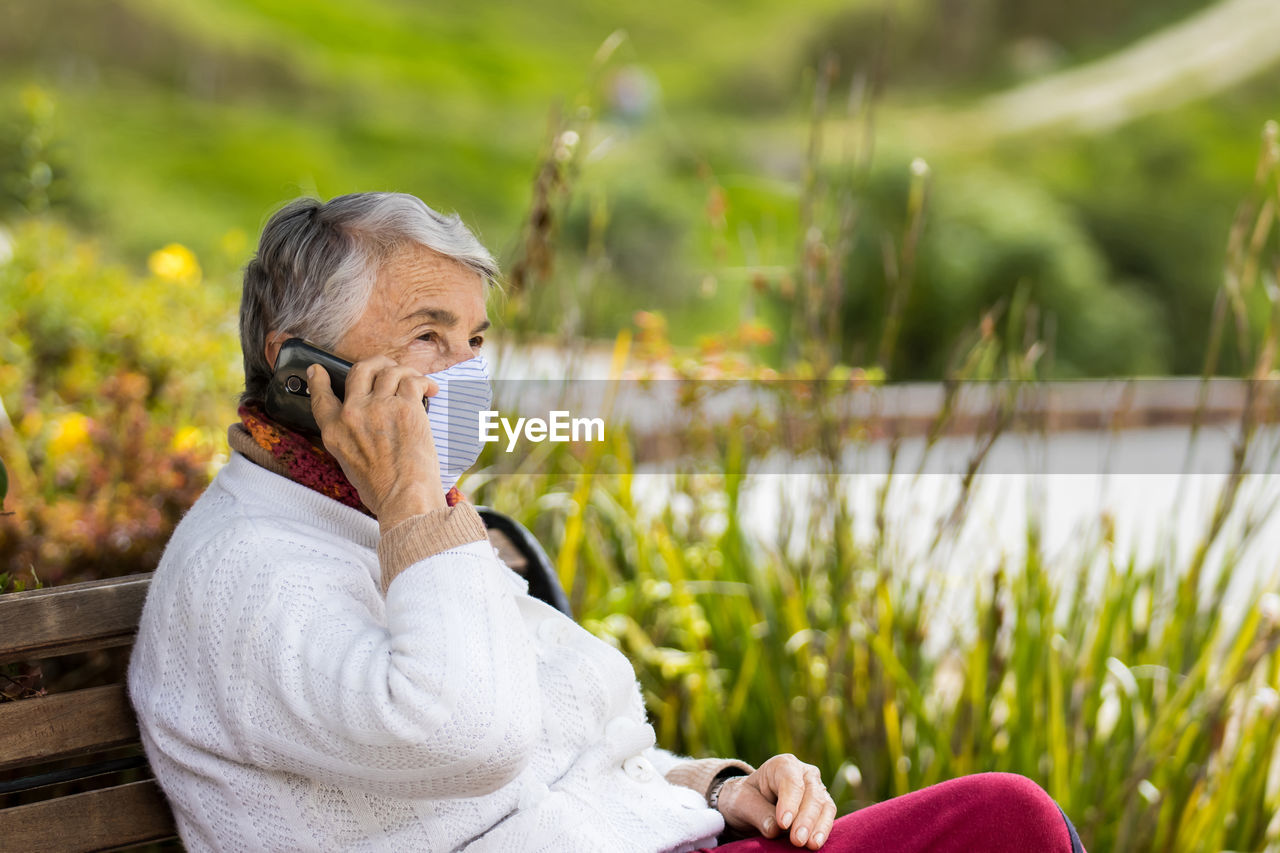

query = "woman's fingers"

[
  {"left": 760, "top": 755, "right": 807, "bottom": 836},
  {"left": 358, "top": 361, "right": 422, "bottom": 401},
  {"left": 358, "top": 362, "right": 438, "bottom": 410},
  {"left": 718, "top": 777, "right": 782, "bottom": 837},
  {"left": 371, "top": 363, "right": 407, "bottom": 399},
  {"left": 751, "top": 755, "right": 838, "bottom": 849},
  {"left": 808, "top": 799, "right": 838, "bottom": 849},
  {"left": 307, "top": 364, "right": 341, "bottom": 429},
  {"left": 394, "top": 373, "right": 435, "bottom": 420},
  {"left": 343, "top": 354, "right": 396, "bottom": 399},
  {"left": 789, "top": 765, "right": 834, "bottom": 848}
]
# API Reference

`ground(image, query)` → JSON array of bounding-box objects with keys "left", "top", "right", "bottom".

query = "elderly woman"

[{"left": 128, "top": 192, "right": 1085, "bottom": 852}]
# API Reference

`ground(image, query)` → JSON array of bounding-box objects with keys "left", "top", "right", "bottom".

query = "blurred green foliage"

[
  {"left": 1015, "top": 91, "right": 1280, "bottom": 374},
  {"left": 0, "top": 87, "right": 77, "bottom": 218},
  {"left": 827, "top": 161, "right": 1170, "bottom": 377},
  {"left": 2, "top": 0, "right": 1278, "bottom": 375},
  {"left": 0, "top": 220, "right": 241, "bottom": 419},
  {"left": 802, "top": 0, "right": 1214, "bottom": 92}
]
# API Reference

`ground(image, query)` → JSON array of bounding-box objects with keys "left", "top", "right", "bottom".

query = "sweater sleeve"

[
  {"left": 378, "top": 504, "right": 491, "bottom": 589},
  {"left": 223, "top": 521, "right": 541, "bottom": 800},
  {"left": 648, "top": 747, "right": 755, "bottom": 802}
]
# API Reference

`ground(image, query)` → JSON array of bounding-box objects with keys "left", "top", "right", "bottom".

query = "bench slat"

[
  {"left": 0, "top": 684, "right": 140, "bottom": 772},
  {"left": 0, "top": 779, "right": 177, "bottom": 852},
  {"left": 0, "top": 573, "right": 151, "bottom": 664}
]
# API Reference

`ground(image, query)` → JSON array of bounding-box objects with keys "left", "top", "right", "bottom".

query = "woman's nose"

[{"left": 427, "top": 341, "right": 474, "bottom": 376}]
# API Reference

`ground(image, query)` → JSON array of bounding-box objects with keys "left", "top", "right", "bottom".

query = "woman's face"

[{"left": 332, "top": 242, "right": 489, "bottom": 375}]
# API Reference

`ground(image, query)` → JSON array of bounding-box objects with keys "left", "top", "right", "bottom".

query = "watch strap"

[{"left": 707, "top": 766, "right": 750, "bottom": 811}]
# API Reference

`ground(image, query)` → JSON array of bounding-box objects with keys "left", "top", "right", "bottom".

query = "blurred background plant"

[
  {"left": 4, "top": 0, "right": 1280, "bottom": 849},
  {"left": 0, "top": 215, "right": 236, "bottom": 589}
]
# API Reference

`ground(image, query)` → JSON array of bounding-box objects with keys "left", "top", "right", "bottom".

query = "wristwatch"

[{"left": 707, "top": 768, "right": 749, "bottom": 812}]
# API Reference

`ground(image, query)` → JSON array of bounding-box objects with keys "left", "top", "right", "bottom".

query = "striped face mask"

[{"left": 425, "top": 354, "right": 492, "bottom": 492}]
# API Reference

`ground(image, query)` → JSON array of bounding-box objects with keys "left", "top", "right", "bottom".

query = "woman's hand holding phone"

[{"left": 306, "top": 356, "right": 447, "bottom": 529}]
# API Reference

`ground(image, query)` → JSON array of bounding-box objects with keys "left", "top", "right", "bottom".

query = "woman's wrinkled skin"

[{"left": 264, "top": 242, "right": 488, "bottom": 530}]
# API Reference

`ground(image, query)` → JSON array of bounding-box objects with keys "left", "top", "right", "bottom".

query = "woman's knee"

[
  {"left": 953, "top": 773, "right": 1073, "bottom": 850},
  {"left": 966, "top": 772, "right": 1056, "bottom": 808}
]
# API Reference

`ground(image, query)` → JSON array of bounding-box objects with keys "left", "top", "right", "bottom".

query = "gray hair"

[{"left": 239, "top": 192, "right": 499, "bottom": 406}]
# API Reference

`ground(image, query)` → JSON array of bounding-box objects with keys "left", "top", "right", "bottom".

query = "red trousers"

[{"left": 700, "top": 773, "right": 1084, "bottom": 853}]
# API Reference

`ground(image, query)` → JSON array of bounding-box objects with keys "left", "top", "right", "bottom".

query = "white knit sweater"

[{"left": 128, "top": 452, "right": 742, "bottom": 852}]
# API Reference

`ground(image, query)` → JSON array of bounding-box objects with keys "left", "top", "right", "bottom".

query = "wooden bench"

[{"left": 0, "top": 508, "right": 565, "bottom": 852}]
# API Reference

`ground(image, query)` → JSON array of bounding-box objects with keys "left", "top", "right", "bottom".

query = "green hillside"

[
  {"left": 5, "top": 0, "right": 1280, "bottom": 374},
  {"left": 1, "top": 0, "right": 860, "bottom": 257}
]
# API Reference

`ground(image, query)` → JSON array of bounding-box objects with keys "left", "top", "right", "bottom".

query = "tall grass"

[{"left": 472, "top": 103, "right": 1280, "bottom": 851}]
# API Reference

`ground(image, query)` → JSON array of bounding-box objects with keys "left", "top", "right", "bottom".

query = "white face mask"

[{"left": 425, "top": 354, "right": 492, "bottom": 492}]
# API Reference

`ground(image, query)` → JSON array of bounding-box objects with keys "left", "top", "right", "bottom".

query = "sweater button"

[{"left": 623, "top": 755, "right": 656, "bottom": 783}]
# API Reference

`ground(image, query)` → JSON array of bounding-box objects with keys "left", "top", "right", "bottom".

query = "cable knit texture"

[{"left": 128, "top": 451, "right": 747, "bottom": 852}]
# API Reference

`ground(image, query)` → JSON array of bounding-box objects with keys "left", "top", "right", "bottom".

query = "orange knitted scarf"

[{"left": 238, "top": 403, "right": 464, "bottom": 516}]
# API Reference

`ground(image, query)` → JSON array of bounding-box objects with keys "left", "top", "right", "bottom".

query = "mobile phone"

[{"left": 263, "top": 338, "right": 351, "bottom": 436}]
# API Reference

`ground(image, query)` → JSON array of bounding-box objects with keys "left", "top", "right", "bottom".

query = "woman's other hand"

[
  {"left": 308, "top": 356, "right": 445, "bottom": 528},
  {"left": 716, "top": 754, "right": 837, "bottom": 849}
]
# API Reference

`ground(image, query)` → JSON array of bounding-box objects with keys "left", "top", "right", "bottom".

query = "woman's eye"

[
  {"left": 418, "top": 332, "right": 437, "bottom": 343},
  {"left": 470, "top": 336, "right": 485, "bottom": 349}
]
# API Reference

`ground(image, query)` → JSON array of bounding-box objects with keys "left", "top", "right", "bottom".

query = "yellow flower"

[
  {"left": 47, "top": 412, "right": 91, "bottom": 456},
  {"left": 148, "top": 243, "right": 201, "bottom": 283},
  {"left": 171, "top": 425, "right": 203, "bottom": 453}
]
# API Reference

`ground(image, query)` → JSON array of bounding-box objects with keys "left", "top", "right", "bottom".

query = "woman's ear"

[{"left": 264, "top": 331, "right": 289, "bottom": 371}]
